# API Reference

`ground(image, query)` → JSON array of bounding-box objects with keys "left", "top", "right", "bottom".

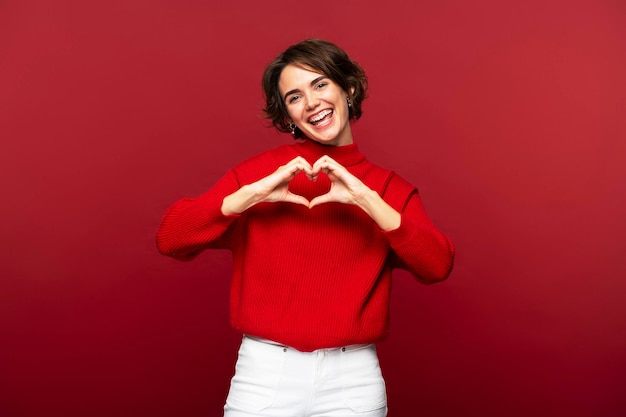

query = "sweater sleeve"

[
  {"left": 156, "top": 170, "right": 242, "bottom": 261},
  {"left": 383, "top": 186, "right": 455, "bottom": 284}
]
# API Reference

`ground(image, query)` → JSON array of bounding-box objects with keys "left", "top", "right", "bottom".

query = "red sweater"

[{"left": 156, "top": 139, "right": 454, "bottom": 352}]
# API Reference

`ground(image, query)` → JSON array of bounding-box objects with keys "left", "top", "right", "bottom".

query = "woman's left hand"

[
  {"left": 309, "top": 155, "right": 401, "bottom": 231},
  {"left": 308, "top": 155, "right": 370, "bottom": 208}
]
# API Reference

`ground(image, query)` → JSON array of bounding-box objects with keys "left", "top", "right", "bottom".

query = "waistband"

[{"left": 243, "top": 335, "right": 372, "bottom": 353}]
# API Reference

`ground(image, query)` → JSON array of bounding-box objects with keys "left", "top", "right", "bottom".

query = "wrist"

[
  {"left": 354, "top": 188, "right": 380, "bottom": 210},
  {"left": 357, "top": 189, "right": 401, "bottom": 231},
  {"left": 221, "top": 184, "right": 258, "bottom": 215}
]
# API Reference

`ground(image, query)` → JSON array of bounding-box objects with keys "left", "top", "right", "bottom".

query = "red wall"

[{"left": 1, "top": 1, "right": 625, "bottom": 416}]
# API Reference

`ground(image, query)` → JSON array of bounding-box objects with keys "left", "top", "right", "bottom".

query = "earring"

[
  {"left": 289, "top": 123, "right": 296, "bottom": 136},
  {"left": 346, "top": 97, "right": 352, "bottom": 108}
]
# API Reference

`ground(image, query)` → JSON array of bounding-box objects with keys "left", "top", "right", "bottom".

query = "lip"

[{"left": 307, "top": 108, "right": 333, "bottom": 125}]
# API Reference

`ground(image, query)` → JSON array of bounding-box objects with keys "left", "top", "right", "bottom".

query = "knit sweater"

[{"left": 156, "top": 139, "right": 454, "bottom": 352}]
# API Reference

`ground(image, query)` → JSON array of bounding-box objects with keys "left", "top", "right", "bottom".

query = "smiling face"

[{"left": 279, "top": 64, "right": 354, "bottom": 147}]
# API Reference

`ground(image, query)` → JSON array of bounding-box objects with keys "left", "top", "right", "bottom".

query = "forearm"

[
  {"left": 157, "top": 173, "right": 240, "bottom": 259},
  {"left": 385, "top": 217, "right": 455, "bottom": 283},
  {"left": 221, "top": 184, "right": 262, "bottom": 215},
  {"left": 383, "top": 191, "right": 455, "bottom": 282},
  {"left": 355, "top": 189, "right": 401, "bottom": 231}
]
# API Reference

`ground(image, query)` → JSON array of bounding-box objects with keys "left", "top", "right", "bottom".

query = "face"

[{"left": 278, "top": 64, "right": 354, "bottom": 147}]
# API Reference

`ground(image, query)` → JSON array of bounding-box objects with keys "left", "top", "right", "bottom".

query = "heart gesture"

[
  {"left": 243, "top": 155, "right": 369, "bottom": 209},
  {"left": 221, "top": 155, "right": 400, "bottom": 230}
]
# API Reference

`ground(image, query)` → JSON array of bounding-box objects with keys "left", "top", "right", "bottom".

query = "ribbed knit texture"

[{"left": 157, "top": 139, "right": 455, "bottom": 352}]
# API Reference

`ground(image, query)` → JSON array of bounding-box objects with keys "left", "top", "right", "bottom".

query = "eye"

[
  {"left": 315, "top": 82, "right": 327, "bottom": 89},
  {"left": 288, "top": 95, "right": 300, "bottom": 104}
]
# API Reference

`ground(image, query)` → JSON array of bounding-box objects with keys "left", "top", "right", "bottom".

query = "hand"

[
  {"left": 309, "top": 155, "right": 401, "bottom": 230},
  {"left": 222, "top": 156, "right": 313, "bottom": 214},
  {"left": 309, "top": 155, "right": 370, "bottom": 209},
  {"left": 253, "top": 156, "right": 314, "bottom": 206}
]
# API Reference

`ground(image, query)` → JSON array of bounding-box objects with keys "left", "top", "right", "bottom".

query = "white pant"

[{"left": 223, "top": 335, "right": 388, "bottom": 417}]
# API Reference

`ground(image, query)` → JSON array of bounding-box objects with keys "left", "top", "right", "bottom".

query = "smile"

[{"left": 308, "top": 109, "right": 333, "bottom": 126}]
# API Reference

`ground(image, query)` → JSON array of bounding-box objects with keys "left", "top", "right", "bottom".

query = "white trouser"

[{"left": 223, "top": 335, "right": 388, "bottom": 417}]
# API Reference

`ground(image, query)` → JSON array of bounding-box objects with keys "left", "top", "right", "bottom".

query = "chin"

[
  {"left": 308, "top": 137, "right": 338, "bottom": 146},
  {"left": 309, "top": 130, "right": 340, "bottom": 143}
]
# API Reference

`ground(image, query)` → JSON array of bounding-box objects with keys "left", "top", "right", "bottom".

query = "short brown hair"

[{"left": 262, "top": 39, "right": 368, "bottom": 139}]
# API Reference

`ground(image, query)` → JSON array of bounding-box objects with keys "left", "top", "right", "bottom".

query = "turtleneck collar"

[{"left": 292, "top": 139, "right": 366, "bottom": 167}]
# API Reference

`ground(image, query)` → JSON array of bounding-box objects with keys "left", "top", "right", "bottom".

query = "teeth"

[{"left": 309, "top": 109, "right": 332, "bottom": 123}]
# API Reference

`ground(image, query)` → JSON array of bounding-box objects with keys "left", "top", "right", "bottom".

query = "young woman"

[{"left": 157, "top": 39, "right": 455, "bottom": 417}]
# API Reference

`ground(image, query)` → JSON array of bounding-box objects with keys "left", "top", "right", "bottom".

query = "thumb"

[
  {"left": 283, "top": 192, "right": 310, "bottom": 207},
  {"left": 308, "top": 192, "right": 333, "bottom": 209}
]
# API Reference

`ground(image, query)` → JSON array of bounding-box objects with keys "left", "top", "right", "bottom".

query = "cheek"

[
  {"left": 287, "top": 104, "right": 302, "bottom": 121},
  {"left": 330, "top": 92, "right": 347, "bottom": 111}
]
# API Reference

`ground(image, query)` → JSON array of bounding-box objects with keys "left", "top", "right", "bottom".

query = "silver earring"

[
  {"left": 289, "top": 123, "right": 296, "bottom": 136},
  {"left": 346, "top": 97, "right": 352, "bottom": 108}
]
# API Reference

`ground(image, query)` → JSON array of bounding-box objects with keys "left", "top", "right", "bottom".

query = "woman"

[{"left": 156, "top": 39, "right": 454, "bottom": 417}]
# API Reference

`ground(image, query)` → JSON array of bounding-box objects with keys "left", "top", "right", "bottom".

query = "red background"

[{"left": 1, "top": 1, "right": 625, "bottom": 416}]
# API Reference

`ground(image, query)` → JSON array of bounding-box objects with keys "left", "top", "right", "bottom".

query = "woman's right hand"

[{"left": 221, "top": 156, "right": 313, "bottom": 215}]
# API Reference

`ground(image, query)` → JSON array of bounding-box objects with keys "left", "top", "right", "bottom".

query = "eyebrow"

[{"left": 283, "top": 76, "right": 327, "bottom": 102}]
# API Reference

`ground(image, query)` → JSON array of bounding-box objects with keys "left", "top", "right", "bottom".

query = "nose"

[{"left": 303, "top": 91, "right": 319, "bottom": 110}]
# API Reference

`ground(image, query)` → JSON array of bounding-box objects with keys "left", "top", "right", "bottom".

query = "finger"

[
  {"left": 291, "top": 156, "right": 313, "bottom": 167},
  {"left": 287, "top": 164, "right": 314, "bottom": 180},
  {"left": 286, "top": 156, "right": 313, "bottom": 173},
  {"left": 277, "top": 161, "right": 311, "bottom": 181},
  {"left": 315, "top": 161, "right": 346, "bottom": 183},
  {"left": 266, "top": 168, "right": 296, "bottom": 188},
  {"left": 322, "top": 155, "right": 340, "bottom": 166},
  {"left": 311, "top": 156, "right": 327, "bottom": 173},
  {"left": 323, "top": 161, "right": 360, "bottom": 187},
  {"left": 283, "top": 192, "right": 310, "bottom": 207},
  {"left": 309, "top": 192, "right": 334, "bottom": 209},
  {"left": 313, "top": 157, "right": 348, "bottom": 178},
  {"left": 257, "top": 166, "right": 302, "bottom": 196},
  {"left": 312, "top": 155, "right": 342, "bottom": 170}
]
